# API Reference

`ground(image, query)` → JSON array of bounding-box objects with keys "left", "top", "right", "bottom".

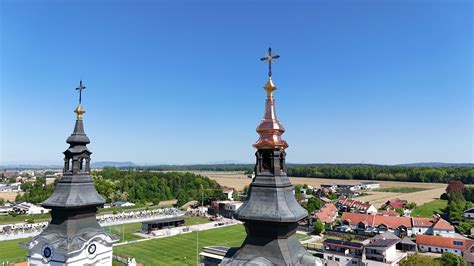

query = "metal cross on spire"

[
  {"left": 76, "top": 80, "right": 86, "bottom": 104},
  {"left": 260, "top": 47, "right": 280, "bottom": 78}
]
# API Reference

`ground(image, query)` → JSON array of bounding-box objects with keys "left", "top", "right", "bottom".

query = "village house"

[
  {"left": 362, "top": 235, "right": 407, "bottom": 266},
  {"left": 337, "top": 197, "right": 377, "bottom": 214},
  {"left": 321, "top": 232, "right": 407, "bottom": 266},
  {"left": 341, "top": 212, "right": 455, "bottom": 237},
  {"left": 312, "top": 203, "right": 338, "bottom": 224},
  {"left": 321, "top": 184, "right": 337, "bottom": 192},
  {"left": 322, "top": 239, "right": 365, "bottom": 265},
  {"left": 222, "top": 186, "right": 235, "bottom": 200},
  {"left": 416, "top": 235, "right": 473, "bottom": 260},
  {"left": 381, "top": 198, "right": 408, "bottom": 210},
  {"left": 378, "top": 210, "right": 400, "bottom": 217}
]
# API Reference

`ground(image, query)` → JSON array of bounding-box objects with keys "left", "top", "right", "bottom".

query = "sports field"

[
  {"left": 0, "top": 237, "right": 30, "bottom": 264},
  {"left": 114, "top": 224, "right": 246, "bottom": 265},
  {"left": 104, "top": 216, "right": 209, "bottom": 242},
  {"left": 0, "top": 224, "right": 310, "bottom": 265}
]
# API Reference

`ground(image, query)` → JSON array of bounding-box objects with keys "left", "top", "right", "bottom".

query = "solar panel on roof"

[{"left": 323, "top": 239, "right": 364, "bottom": 248}]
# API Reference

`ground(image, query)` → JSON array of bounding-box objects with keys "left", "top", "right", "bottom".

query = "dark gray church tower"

[
  {"left": 26, "top": 81, "right": 117, "bottom": 265},
  {"left": 221, "top": 49, "right": 321, "bottom": 265}
]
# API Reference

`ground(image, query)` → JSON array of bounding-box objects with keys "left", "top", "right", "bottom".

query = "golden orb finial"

[
  {"left": 264, "top": 78, "right": 277, "bottom": 98},
  {"left": 74, "top": 104, "right": 86, "bottom": 120}
]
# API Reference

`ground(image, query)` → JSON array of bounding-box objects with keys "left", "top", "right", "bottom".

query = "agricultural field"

[
  {"left": 0, "top": 192, "right": 21, "bottom": 202},
  {"left": 195, "top": 171, "right": 447, "bottom": 207},
  {"left": 374, "top": 187, "right": 430, "bottom": 193},
  {"left": 411, "top": 200, "right": 448, "bottom": 218}
]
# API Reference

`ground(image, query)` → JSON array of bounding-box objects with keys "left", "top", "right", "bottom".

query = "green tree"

[
  {"left": 446, "top": 192, "right": 467, "bottom": 222},
  {"left": 406, "top": 202, "right": 417, "bottom": 210},
  {"left": 232, "top": 190, "right": 239, "bottom": 201},
  {"left": 176, "top": 189, "right": 188, "bottom": 207},
  {"left": 399, "top": 253, "right": 440, "bottom": 266},
  {"left": 395, "top": 208, "right": 404, "bottom": 216},
  {"left": 305, "top": 197, "right": 322, "bottom": 214},
  {"left": 439, "top": 253, "right": 465, "bottom": 266},
  {"left": 313, "top": 220, "right": 324, "bottom": 235}
]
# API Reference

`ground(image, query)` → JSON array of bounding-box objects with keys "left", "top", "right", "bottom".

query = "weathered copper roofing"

[{"left": 253, "top": 78, "right": 288, "bottom": 150}]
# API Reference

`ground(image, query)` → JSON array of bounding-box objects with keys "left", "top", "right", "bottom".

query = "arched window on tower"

[
  {"left": 80, "top": 158, "right": 85, "bottom": 171},
  {"left": 68, "top": 158, "right": 73, "bottom": 171}
]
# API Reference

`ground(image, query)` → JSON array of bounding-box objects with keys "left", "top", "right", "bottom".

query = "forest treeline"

[
  {"left": 135, "top": 164, "right": 474, "bottom": 184},
  {"left": 287, "top": 165, "right": 474, "bottom": 184},
  {"left": 93, "top": 168, "right": 226, "bottom": 206},
  {"left": 17, "top": 169, "right": 226, "bottom": 206}
]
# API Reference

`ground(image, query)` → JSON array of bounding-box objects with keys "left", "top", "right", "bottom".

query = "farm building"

[
  {"left": 141, "top": 217, "right": 185, "bottom": 234},
  {"left": 360, "top": 182, "right": 380, "bottom": 190},
  {"left": 416, "top": 235, "right": 473, "bottom": 257},
  {"left": 464, "top": 208, "right": 474, "bottom": 219}
]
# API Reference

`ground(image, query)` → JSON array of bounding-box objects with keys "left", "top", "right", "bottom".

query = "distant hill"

[
  {"left": 90, "top": 161, "right": 138, "bottom": 168},
  {"left": 0, "top": 164, "right": 62, "bottom": 169},
  {"left": 396, "top": 162, "right": 474, "bottom": 167}
]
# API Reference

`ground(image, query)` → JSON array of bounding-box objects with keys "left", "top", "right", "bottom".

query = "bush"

[
  {"left": 441, "top": 193, "right": 450, "bottom": 200},
  {"left": 313, "top": 220, "right": 324, "bottom": 235},
  {"left": 439, "top": 252, "right": 465, "bottom": 266}
]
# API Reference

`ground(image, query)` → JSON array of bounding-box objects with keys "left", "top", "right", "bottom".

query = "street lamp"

[{"left": 196, "top": 222, "right": 199, "bottom": 266}]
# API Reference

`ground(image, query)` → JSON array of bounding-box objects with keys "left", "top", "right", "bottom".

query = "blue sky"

[{"left": 1, "top": 0, "right": 472, "bottom": 165}]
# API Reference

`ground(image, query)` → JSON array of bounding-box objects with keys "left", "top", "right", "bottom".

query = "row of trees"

[
  {"left": 15, "top": 177, "right": 56, "bottom": 203},
  {"left": 443, "top": 180, "right": 474, "bottom": 235},
  {"left": 128, "top": 164, "right": 474, "bottom": 184},
  {"left": 14, "top": 168, "right": 227, "bottom": 207},
  {"left": 93, "top": 168, "right": 227, "bottom": 206},
  {"left": 288, "top": 165, "right": 474, "bottom": 184}
]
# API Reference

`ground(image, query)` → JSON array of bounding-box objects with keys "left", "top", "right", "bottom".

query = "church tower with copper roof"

[
  {"left": 26, "top": 81, "right": 118, "bottom": 265},
  {"left": 222, "top": 48, "right": 322, "bottom": 265}
]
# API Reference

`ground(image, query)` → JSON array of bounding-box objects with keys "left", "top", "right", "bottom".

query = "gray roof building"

[
  {"left": 26, "top": 82, "right": 118, "bottom": 265},
  {"left": 221, "top": 49, "right": 321, "bottom": 265}
]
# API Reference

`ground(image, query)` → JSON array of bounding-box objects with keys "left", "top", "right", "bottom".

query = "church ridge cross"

[
  {"left": 76, "top": 80, "right": 86, "bottom": 104},
  {"left": 260, "top": 47, "right": 280, "bottom": 78}
]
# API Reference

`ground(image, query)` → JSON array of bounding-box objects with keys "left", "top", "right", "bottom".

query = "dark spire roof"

[
  {"left": 42, "top": 104, "right": 104, "bottom": 209},
  {"left": 66, "top": 106, "right": 90, "bottom": 146}
]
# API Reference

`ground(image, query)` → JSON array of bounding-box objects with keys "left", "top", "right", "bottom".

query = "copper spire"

[{"left": 253, "top": 48, "right": 288, "bottom": 150}]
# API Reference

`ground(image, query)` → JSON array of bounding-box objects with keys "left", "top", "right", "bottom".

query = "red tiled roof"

[
  {"left": 416, "top": 235, "right": 470, "bottom": 250},
  {"left": 382, "top": 198, "right": 407, "bottom": 209},
  {"left": 342, "top": 212, "right": 411, "bottom": 229},
  {"left": 337, "top": 197, "right": 373, "bottom": 212},
  {"left": 341, "top": 212, "right": 375, "bottom": 226},
  {"left": 374, "top": 215, "right": 411, "bottom": 229},
  {"left": 378, "top": 210, "right": 400, "bottom": 217},
  {"left": 432, "top": 218, "right": 455, "bottom": 231},
  {"left": 321, "top": 203, "right": 338, "bottom": 214},
  {"left": 313, "top": 203, "right": 338, "bottom": 223},
  {"left": 412, "top": 217, "right": 434, "bottom": 227},
  {"left": 223, "top": 186, "right": 235, "bottom": 193}
]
